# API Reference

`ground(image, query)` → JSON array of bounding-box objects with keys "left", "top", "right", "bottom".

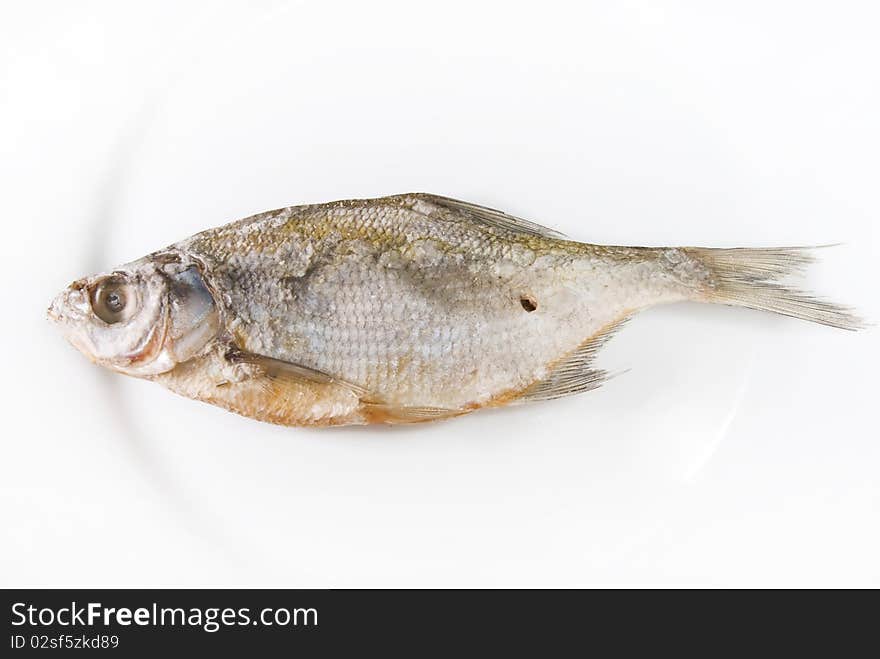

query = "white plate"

[{"left": 4, "top": 1, "right": 878, "bottom": 586}]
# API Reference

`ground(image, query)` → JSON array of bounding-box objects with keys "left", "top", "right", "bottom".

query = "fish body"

[{"left": 48, "top": 193, "right": 860, "bottom": 427}]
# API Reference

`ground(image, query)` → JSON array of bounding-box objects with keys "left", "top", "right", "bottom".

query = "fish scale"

[{"left": 182, "top": 204, "right": 614, "bottom": 409}]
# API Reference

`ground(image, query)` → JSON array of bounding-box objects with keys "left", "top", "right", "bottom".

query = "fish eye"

[{"left": 90, "top": 277, "right": 133, "bottom": 324}]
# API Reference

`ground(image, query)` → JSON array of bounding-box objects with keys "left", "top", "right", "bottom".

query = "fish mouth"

[
  {"left": 46, "top": 284, "right": 110, "bottom": 367},
  {"left": 46, "top": 300, "right": 61, "bottom": 323},
  {"left": 47, "top": 282, "right": 90, "bottom": 325}
]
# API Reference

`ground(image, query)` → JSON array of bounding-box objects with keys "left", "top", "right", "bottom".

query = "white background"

[{"left": 1, "top": 1, "right": 877, "bottom": 587}]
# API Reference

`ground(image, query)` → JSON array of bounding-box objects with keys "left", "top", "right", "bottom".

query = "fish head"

[{"left": 47, "top": 254, "right": 220, "bottom": 376}]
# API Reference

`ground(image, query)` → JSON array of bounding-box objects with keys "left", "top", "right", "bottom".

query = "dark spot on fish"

[
  {"left": 520, "top": 295, "right": 537, "bottom": 312},
  {"left": 225, "top": 347, "right": 245, "bottom": 363}
]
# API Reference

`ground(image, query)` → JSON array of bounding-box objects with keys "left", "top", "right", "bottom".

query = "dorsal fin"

[
  {"left": 411, "top": 193, "right": 568, "bottom": 240},
  {"left": 515, "top": 315, "right": 631, "bottom": 403}
]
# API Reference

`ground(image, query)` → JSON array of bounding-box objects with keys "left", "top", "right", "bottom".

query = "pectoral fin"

[
  {"left": 226, "top": 348, "right": 369, "bottom": 396},
  {"left": 224, "top": 348, "right": 463, "bottom": 425},
  {"left": 211, "top": 348, "right": 364, "bottom": 425}
]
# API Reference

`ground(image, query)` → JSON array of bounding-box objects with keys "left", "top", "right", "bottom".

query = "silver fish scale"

[{"left": 177, "top": 195, "right": 658, "bottom": 408}]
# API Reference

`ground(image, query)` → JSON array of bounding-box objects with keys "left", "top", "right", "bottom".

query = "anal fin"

[{"left": 516, "top": 315, "right": 631, "bottom": 403}]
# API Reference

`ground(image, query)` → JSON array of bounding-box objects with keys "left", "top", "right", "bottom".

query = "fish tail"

[{"left": 683, "top": 245, "right": 863, "bottom": 330}]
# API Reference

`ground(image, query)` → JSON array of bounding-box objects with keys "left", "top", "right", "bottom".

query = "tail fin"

[{"left": 685, "top": 246, "right": 863, "bottom": 331}]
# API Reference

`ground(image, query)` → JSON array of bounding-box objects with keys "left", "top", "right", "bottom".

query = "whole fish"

[{"left": 48, "top": 194, "right": 860, "bottom": 427}]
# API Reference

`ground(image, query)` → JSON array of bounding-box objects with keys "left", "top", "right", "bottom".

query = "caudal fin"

[{"left": 685, "top": 246, "right": 863, "bottom": 331}]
